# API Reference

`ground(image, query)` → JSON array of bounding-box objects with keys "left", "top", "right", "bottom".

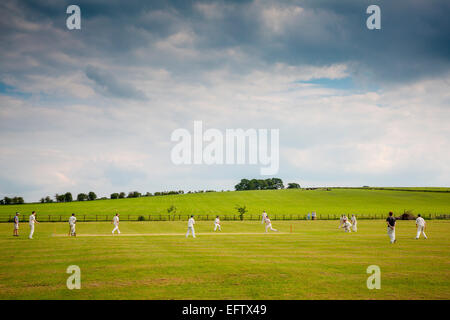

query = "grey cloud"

[
  {"left": 2, "top": 0, "right": 448, "bottom": 89},
  {"left": 85, "top": 65, "right": 147, "bottom": 100}
]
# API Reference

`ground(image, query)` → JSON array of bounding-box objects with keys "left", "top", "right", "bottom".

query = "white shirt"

[
  {"left": 262, "top": 212, "right": 267, "bottom": 219},
  {"left": 416, "top": 217, "right": 425, "bottom": 227},
  {"left": 29, "top": 215, "right": 36, "bottom": 225},
  {"left": 113, "top": 216, "right": 119, "bottom": 225},
  {"left": 351, "top": 216, "right": 357, "bottom": 224},
  {"left": 69, "top": 216, "right": 77, "bottom": 225},
  {"left": 188, "top": 217, "right": 195, "bottom": 228},
  {"left": 265, "top": 218, "right": 272, "bottom": 225},
  {"left": 214, "top": 218, "right": 220, "bottom": 224}
]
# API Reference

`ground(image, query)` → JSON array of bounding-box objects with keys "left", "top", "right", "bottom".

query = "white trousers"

[
  {"left": 352, "top": 223, "right": 357, "bottom": 232},
  {"left": 416, "top": 226, "right": 427, "bottom": 239},
  {"left": 29, "top": 224, "right": 35, "bottom": 239},
  {"left": 112, "top": 225, "right": 120, "bottom": 234},
  {"left": 186, "top": 226, "right": 196, "bottom": 238},
  {"left": 387, "top": 227, "right": 395, "bottom": 243},
  {"left": 265, "top": 224, "right": 277, "bottom": 232},
  {"left": 70, "top": 224, "right": 76, "bottom": 235},
  {"left": 214, "top": 223, "right": 221, "bottom": 231}
]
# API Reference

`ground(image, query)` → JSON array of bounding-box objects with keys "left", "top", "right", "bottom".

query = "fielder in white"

[
  {"left": 415, "top": 214, "right": 427, "bottom": 239},
  {"left": 111, "top": 213, "right": 121, "bottom": 234},
  {"left": 386, "top": 211, "right": 396, "bottom": 244},
  {"left": 264, "top": 216, "right": 278, "bottom": 233},
  {"left": 69, "top": 213, "right": 77, "bottom": 237},
  {"left": 13, "top": 212, "right": 20, "bottom": 237},
  {"left": 339, "top": 215, "right": 344, "bottom": 228},
  {"left": 214, "top": 216, "right": 221, "bottom": 231},
  {"left": 186, "top": 215, "right": 196, "bottom": 238},
  {"left": 342, "top": 220, "right": 352, "bottom": 232},
  {"left": 351, "top": 214, "right": 357, "bottom": 232},
  {"left": 29, "top": 211, "right": 39, "bottom": 239},
  {"left": 261, "top": 211, "right": 268, "bottom": 224}
]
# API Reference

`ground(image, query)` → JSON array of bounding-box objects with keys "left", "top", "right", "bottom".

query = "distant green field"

[
  {"left": 0, "top": 220, "right": 448, "bottom": 299},
  {"left": 1, "top": 188, "right": 449, "bottom": 220}
]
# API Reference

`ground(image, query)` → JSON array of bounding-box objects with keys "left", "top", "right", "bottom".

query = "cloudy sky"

[{"left": 0, "top": 0, "right": 449, "bottom": 201}]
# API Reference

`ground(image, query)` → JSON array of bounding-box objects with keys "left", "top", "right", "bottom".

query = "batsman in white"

[
  {"left": 351, "top": 214, "right": 357, "bottom": 232},
  {"left": 68, "top": 213, "right": 77, "bottom": 237},
  {"left": 264, "top": 216, "right": 278, "bottom": 233},
  {"left": 111, "top": 213, "right": 121, "bottom": 235},
  {"left": 261, "top": 210, "right": 268, "bottom": 224},
  {"left": 29, "top": 211, "right": 39, "bottom": 239},
  {"left": 186, "top": 215, "right": 196, "bottom": 238},
  {"left": 415, "top": 214, "right": 427, "bottom": 239},
  {"left": 214, "top": 215, "right": 221, "bottom": 231}
]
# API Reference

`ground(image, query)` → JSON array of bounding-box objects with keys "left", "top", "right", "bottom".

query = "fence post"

[{"left": 96, "top": 215, "right": 97, "bottom": 221}]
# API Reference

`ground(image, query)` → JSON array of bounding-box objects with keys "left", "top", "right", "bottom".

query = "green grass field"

[
  {"left": 1, "top": 188, "right": 450, "bottom": 219},
  {"left": 1, "top": 220, "right": 449, "bottom": 299}
]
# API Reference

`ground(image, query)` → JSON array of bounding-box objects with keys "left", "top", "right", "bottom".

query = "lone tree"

[
  {"left": 235, "top": 205, "right": 248, "bottom": 221},
  {"left": 64, "top": 192, "right": 73, "bottom": 202},
  {"left": 88, "top": 191, "right": 97, "bottom": 201},
  {"left": 287, "top": 183, "right": 301, "bottom": 189},
  {"left": 167, "top": 205, "right": 177, "bottom": 214}
]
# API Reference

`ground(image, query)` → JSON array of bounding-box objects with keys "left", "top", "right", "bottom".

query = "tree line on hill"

[
  {"left": 36, "top": 189, "right": 217, "bottom": 203},
  {"left": 39, "top": 192, "right": 98, "bottom": 203},
  {"left": 0, "top": 196, "right": 25, "bottom": 205},
  {"left": 234, "top": 178, "right": 301, "bottom": 191},
  {"left": 1, "top": 178, "right": 301, "bottom": 205}
]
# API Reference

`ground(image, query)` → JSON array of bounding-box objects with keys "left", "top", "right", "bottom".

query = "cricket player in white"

[
  {"left": 261, "top": 211, "right": 268, "bottom": 224},
  {"left": 13, "top": 212, "right": 20, "bottom": 236},
  {"left": 69, "top": 213, "right": 77, "bottom": 236},
  {"left": 386, "top": 211, "right": 396, "bottom": 244},
  {"left": 214, "top": 216, "right": 221, "bottom": 231},
  {"left": 265, "top": 216, "right": 278, "bottom": 233},
  {"left": 186, "top": 215, "right": 196, "bottom": 238},
  {"left": 339, "top": 215, "right": 344, "bottom": 228},
  {"left": 29, "top": 211, "right": 39, "bottom": 239},
  {"left": 342, "top": 220, "right": 352, "bottom": 232},
  {"left": 415, "top": 214, "right": 427, "bottom": 239},
  {"left": 351, "top": 214, "right": 357, "bottom": 232},
  {"left": 111, "top": 213, "right": 120, "bottom": 234}
]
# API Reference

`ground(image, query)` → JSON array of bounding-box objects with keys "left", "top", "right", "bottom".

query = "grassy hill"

[{"left": 1, "top": 188, "right": 449, "bottom": 220}]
